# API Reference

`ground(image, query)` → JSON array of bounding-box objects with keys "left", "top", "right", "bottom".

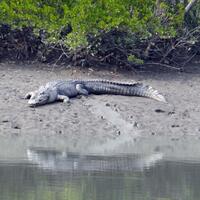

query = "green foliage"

[
  {"left": 0, "top": 0, "right": 187, "bottom": 49},
  {"left": 128, "top": 54, "right": 144, "bottom": 65}
]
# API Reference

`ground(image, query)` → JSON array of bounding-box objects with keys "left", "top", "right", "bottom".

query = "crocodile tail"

[
  {"left": 134, "top": 83, "right": 167, "bottom": 103},
  {"left": 83, "top": 80, "right": 166, "bottom": 102}
]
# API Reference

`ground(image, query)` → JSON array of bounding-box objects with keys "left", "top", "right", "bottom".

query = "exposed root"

[{"left": 0, "top": 25, "right": 200, "bottom": 71}]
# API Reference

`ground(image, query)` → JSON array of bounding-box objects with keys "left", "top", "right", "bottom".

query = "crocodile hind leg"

[
  {"left": 57, "top": 95, "right": 70, "bottom": 103},
  {"left": 76, "top": 84, "right": 89, "bottom": 95}
]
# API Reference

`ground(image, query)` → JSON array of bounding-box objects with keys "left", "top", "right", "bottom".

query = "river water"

[{"left": 0, "top": 135, "right": 200, "bottom": 200}]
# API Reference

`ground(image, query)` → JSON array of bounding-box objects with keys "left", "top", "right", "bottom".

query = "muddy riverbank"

[{"left": 0, "top": 62, "right": 200, "bottom": 152}]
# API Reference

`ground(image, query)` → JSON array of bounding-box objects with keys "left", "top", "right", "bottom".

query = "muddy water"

[{"left": 0, "top": 135, "right": 200, "bottom": 200}]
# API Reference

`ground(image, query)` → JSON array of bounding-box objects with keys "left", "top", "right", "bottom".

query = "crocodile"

[{"left": 25, "top": 79, "right": 166, "bottom": 107}]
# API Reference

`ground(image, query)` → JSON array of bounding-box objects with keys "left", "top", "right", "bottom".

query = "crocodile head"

[{"left": 28, "top": 86, "right": 56, "bottom": 107}]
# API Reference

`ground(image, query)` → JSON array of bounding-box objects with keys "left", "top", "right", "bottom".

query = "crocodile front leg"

[{"left": 57, "top": 95, "right": 70, "bottom": 103}]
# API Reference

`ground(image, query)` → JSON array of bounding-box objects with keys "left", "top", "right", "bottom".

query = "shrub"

[{"left": 0, "top": 0, "right": 186, "bottom": 49}]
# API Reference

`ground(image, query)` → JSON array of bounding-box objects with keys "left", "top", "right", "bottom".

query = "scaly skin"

[{"left": 25, "top": 79, "right": 166, "bottom": 107}]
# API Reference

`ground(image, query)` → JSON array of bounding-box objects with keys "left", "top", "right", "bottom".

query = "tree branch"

[{"left": 185, "top": 0, "right": 198, "bottom": 14}]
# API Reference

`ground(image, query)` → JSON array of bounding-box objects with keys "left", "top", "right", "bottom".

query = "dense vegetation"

[{"left": 0, "top": 0, "right": 199, "bottom": 69}]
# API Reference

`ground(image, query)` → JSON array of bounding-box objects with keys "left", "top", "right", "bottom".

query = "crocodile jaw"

[
  {"left": 27, "top": 89, "right": 50, "bottom": 107},
  {"left": 27, "top": 85, "right": 59, "bottom": 107},
  {"left": 28, "top": 95, "right": 50, "bottom": 107}
]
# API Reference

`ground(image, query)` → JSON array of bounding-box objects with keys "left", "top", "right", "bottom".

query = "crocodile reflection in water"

[{"left": 27, "top": 148, "right": 163, "bottom": 172}]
